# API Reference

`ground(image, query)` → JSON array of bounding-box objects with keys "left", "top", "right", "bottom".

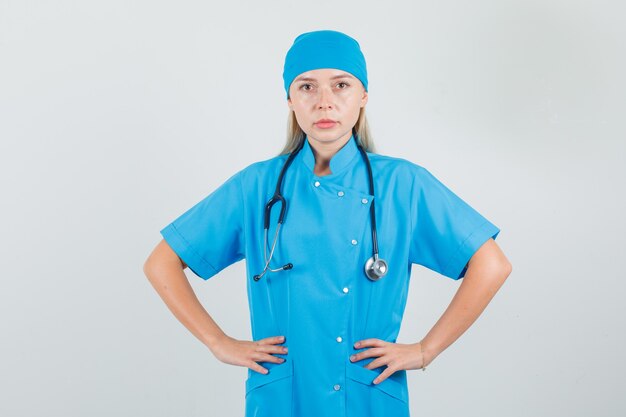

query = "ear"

[
  {"left": 287, "top": 97, "right": 293, "bottom": 111},
  {"left": 361, "top": 90, "right": 368, "bottom": 108}
]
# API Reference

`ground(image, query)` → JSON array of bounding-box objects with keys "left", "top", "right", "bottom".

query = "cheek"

[
  {"left": 296, "top": 94, "right": 317, "bottom": 105},
  {"left": 337, "top": 93, "right": 363, "bottom": 109},
  {"left": 292, "top": 105, "right": 309, "bottom": 117},
  {"left": 292, "top": 109, "right": 312, "bottom": 126},
  {"left": 344, "top": 98, "right": 363, "bottom": 116},
  {"left": 347, "top": 92, "right": 364, "bottom": 104}
]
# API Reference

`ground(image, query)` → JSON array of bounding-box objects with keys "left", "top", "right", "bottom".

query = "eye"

[
  {"left": 337, "top": 82, "right": 349, "bottom": 89},
  {"left": 299, "top": 83, "right": 313, "bottom": 91}
]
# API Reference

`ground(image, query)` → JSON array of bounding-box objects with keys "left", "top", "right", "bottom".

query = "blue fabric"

[
  {"left": 160, "top": 136, "right": 500, "bottom": 417},
  {"left": 283, "top": 30, "right": 368, "bottom": 99}
]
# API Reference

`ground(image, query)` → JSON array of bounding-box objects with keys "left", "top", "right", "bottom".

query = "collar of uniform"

[{"left": 300, "top": 134, "right": 359, "bottom": 176}]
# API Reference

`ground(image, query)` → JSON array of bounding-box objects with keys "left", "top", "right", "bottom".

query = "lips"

[{"left": 315, "top": 119, "right": 337, "bottom": 129}]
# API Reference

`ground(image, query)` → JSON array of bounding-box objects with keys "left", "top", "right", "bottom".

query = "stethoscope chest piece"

[{"left": 365, "top": 255, "right": 388, "bottom": 281}]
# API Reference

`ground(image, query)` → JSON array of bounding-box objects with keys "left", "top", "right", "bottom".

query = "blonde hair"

[{"left": 278, "top": 107, "right": 377, "bottom": 155}]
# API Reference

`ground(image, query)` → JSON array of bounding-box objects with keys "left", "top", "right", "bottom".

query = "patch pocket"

[
  {"left": 245, "top": 358, "right": 294, "bottom": 395},
  {"left": 345, "top": 361, "right": 408, "bottom": 404},
  {"left": 245, "top": 359, "right": 294, "bottom": 417}
]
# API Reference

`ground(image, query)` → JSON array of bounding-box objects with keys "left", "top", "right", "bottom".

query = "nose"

[{"left": 317, "top": 86, "right": 334, "bottom": 109}]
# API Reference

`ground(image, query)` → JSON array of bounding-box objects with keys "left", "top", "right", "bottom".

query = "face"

[{"left": 287, "top": 68, "right": 368, "bottom": 146}]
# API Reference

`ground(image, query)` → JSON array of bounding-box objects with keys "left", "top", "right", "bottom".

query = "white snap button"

[
  {"left": 351, "top": 239, "right": 358, "bottom": 245},
  {"left": 361, "top": 198, "right": 368, "bottom": 204},
  {"left": 343, "top": 287, "right": 349, "bottom": 293},
  {"left": 314, "top": 181, "right": 321, "bottom": 187},
  {"left": 338, "top": 191, "right": 345, "bottom": 197},
  {"left": 336, "top": 336, "right": 343, "bottom": 343},
  {"left": 334, "top": 384, "right": 341, "bottom": 391}
]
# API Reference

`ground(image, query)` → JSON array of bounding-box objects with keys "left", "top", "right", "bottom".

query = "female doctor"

[{"left": 143, "top": 30, "right": 512, "bottom": 417}]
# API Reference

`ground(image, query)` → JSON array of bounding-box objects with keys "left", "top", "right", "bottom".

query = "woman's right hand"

[{"left": 210, "top": 334, "right": 288, "bottom": 375}]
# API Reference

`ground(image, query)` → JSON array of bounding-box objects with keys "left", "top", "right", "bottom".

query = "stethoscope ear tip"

[{"left": 253, "top": 264, "right": 292, "bottom": 282}]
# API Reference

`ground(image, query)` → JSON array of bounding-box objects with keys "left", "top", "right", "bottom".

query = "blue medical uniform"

[{"left": 160, "top": 134, "right": 500, "bottom": 417}]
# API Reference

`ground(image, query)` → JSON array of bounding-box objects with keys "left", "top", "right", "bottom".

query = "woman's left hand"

[{"left": 350, "top": 339, "right": 427, "bottom": 385}]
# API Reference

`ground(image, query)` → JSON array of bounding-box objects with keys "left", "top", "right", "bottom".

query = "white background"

[{"left": 1, "top": 0, "right": 624, "bottom": 416}]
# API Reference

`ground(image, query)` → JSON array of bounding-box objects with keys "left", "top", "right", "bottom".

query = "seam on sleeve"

[
  {"left": 236, "top": 170, "right": 247, "bottom": 258},
  {"left": 441, "top": 220, "right": 494, "bottom": 279},
  {"left": 408, "top": 166, "right": 417, "bottom": 265},
  {"left": 171, "top": 223, "right": 219, "bottom": 276}
]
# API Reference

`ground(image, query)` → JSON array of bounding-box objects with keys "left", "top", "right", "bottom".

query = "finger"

[
  {"left": 249, "top": 362, "right": 269, "bottom": 375},
  {"left": 251, "top": 352, "right": 287, "bottom": 364},
  {"left": 350, "top": 347, "right": 384, "bottom": 362},
  {"left": 354, "top": 338, "right": 384, "bottom": 349},
  {"left": 364, "top": 357, "right": 388, "bottom": 370},
  {"left": 259, "top": 335, "right": 286, "bottom": 345},
  {"left": 255, "top": 344, "right": 289, "bottom": 355},
  {"left": 373, "top": 367, "right": 395, "bottom": 385}
]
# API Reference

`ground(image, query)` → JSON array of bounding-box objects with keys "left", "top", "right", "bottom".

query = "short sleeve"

[
  {"left": 159, "top": 171, "right": 246, "bottom": 280},
  {"left": 408, "top": 166, "right": 500, "bottom": 280}
]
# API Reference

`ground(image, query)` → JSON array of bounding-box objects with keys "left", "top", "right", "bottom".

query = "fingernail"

[
  {"left": 350, "top": 355, "right": 355, "bottom": 361},
  {"left": 283, "top": 347, "right": 288, "bottom": 353},
  {"left": 279, "top": 336, "right": 285, "bottom": 341},
  {"left": 354, "top": 342, "right": 360, "bottom": 348}
]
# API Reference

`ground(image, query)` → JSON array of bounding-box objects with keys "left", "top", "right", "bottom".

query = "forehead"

[{"left": 293, "top": 69, "right": 356, "bottom": 82}]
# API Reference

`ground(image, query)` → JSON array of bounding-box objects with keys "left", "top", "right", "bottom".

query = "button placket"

[
  {"left": 307, "top": 175, "right": 374, "bottom": 401},
  {"left": 294, "top": 168, "right": 377, "bottom": 407}
]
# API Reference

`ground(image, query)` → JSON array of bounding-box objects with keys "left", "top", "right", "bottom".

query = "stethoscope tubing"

[{"left": 254, "top": 129, "right": 386, "bottom": 282}]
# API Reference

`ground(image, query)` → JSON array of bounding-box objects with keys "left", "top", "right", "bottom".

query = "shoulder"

[
  {"left": 234, "top": 153, "right": 290, "bottom": 187},
  {"left": 366, "top": 151, "right": 430, "bottom": 183}
]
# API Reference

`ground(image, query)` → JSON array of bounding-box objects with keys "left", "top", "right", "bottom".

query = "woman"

[{"left": 143, "top": 29, "right": 512, "bottom": 417}]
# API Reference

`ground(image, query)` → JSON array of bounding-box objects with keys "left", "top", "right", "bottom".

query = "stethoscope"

[{"left": 253, "top": 128, "right": 388, "bottom": 282}]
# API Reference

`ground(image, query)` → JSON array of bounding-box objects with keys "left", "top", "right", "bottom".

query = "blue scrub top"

[{"left": 160, "top": 134, "right": 500, "bottom": 417}]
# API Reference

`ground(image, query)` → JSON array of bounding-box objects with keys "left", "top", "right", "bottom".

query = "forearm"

[
  {"left": 143, "top": 258, "right": 226, "bottom": 351},
  {"left": 420, "top": 253, "right": 511, "bottom": 365}
]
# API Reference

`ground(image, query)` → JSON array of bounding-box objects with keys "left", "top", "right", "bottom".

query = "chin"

[{"left": 311, "top": 132, "right": 342, "bottom": 141}]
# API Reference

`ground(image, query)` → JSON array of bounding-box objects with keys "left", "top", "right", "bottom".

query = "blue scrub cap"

[{"left": 282, "top": 30, "right": 368, "bottom": 99}]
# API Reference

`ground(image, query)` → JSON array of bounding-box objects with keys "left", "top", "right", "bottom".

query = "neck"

[{"left": 307, "top": 131, "right": 352, "bottom": 175}]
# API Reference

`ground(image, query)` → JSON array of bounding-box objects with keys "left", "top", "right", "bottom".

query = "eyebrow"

[{"left": 293, "top": 74, "right": 355, "bottom": 83}]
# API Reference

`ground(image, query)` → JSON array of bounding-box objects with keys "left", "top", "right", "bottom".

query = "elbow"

[
  {"left": 143, "top": 250, "right": 163, "bottom": 281},
  {"left": 470, "top": 252, "right": 512, "bottom": 284},
  {"left": 501, "top": 259, "right": 512, "bottom": 279},
  {"left": 143, "top": 240, "right": 168, "bottom": 280},
  {"left": 488, "top": 242, "right": 513, "bottom": 280},
  {"left": 143, "top": 240, "right": 186, "bottom": 281},
  {"left": 499, "top": 248, "right": 513, "bottom": 277},
  {"left": 490, "top": 252, "right": 512, "bottom": 284},
  {"left": 143, "top": 257, "right": 155, "bottom": 280}
]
